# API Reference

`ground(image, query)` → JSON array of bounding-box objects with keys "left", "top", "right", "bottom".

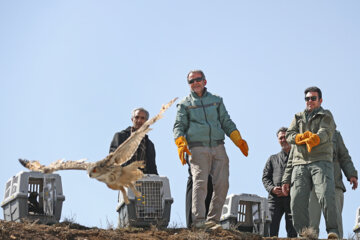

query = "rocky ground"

[{"left": 0, "top": 220, "right": 267, "bottom": 240}]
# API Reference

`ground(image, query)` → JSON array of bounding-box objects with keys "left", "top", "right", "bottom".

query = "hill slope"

[{"left": 0, "top": 220, "right": 263, "bottom": 240}]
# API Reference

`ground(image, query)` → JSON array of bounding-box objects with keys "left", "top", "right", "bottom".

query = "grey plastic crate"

[
  {"left": 1, "top": 171, "right": 65, "bottom": 224},
  {"left": 116, "top": 174, "right": 173, "bottom": 228},
  {"left": 354, "top": 207, "right": 360, "bottom": 240},
  {"left": 220, "top": 193, "right": 271, "bottom": 236}
]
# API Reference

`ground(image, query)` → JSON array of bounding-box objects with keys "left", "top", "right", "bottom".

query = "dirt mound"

[{"left": 0, "top": 220, "right": 263, "bottom": 240}]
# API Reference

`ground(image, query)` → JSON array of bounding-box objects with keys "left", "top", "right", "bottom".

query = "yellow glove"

[
  {"left": 175, "top": 136, "right": 191, "bottom": 165},
  {"left": 295, "top": 131, "right": 312, "bottom": 145},
  {"left": 230, "top": 130, "right": 248, "bottom": 157},
  {"left": 305, "top": 134, "right": 320, "bottom": 152}
]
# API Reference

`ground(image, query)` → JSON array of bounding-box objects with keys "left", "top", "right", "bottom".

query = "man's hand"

[
  {"left": 350, "top": 177, "right": 358, "bottom": 190},
  {"left": 305, "top": 134, "right": 320, "bottom": 152},
  {"left": 295, "top": 131, "right": 312, "bottom": 145},
  {"left": 295, "top": 131, "right": 320, "bottom": 152},
  {"left": 282, "top": 184, "right": 290, "bottom": 196},
  {"left": 271, "top": 186, "right": 285, "bottom": 197},
  {"left": 175, "top": 136, "right": 191, "bottom": 165},
  {"left": 230, "top": 130, "right": 249, "bottom": 157}
]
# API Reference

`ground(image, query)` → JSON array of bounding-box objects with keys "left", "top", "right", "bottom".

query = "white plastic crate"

[
  {"left": 1, "top": 171, "right": 65, "bottom": 224},
  {"left": 116, "top": 174, "right": 173, "bottom": 228},
  {"left": 220, "top": 193, "right": 271, "bottom": 236},
  {"left": 354, "top": 207, "right": 360, "bottom": 240}
]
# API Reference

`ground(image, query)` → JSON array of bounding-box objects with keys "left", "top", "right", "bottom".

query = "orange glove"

[
  {"left": 230, "top": 130, "right": 248, "bottom": 157},
  {"left": 305, "top": 134, "right": 320, "bottom": 152},
  {"left": 175, "top": 136, "right": 191, "bottom": 165},
  {"left": 295, "top": 131, "right": 312, "bottom": 145}
]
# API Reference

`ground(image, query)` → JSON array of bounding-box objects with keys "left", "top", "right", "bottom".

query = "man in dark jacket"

[
  {"left": 109, "top": 107, "right": 158, "bottom": 175},
  {"left": 262, "top": 127, "right": 297, "bottom": 237}
]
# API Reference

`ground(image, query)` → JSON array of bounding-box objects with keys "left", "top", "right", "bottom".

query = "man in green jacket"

[
  {"left": 173, "top": 70, "right": 248, "bottom": 229},
  {"left": 309, "top": 130, "right": 358, "bottom": 239},
  {"left": 281, "top": 86, "right": 339, "bottom": 239}
]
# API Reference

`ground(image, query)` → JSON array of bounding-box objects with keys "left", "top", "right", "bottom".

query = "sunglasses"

[
  {"left": 305, "top": 96, "right": 318, "bottom": 102},
  {"left": 188, "top": 77, "right": 204, "bottom": 84}
]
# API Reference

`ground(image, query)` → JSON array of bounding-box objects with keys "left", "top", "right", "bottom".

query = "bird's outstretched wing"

[
  {"left": 19, "top": 158, "right": 91, "bottom": 174},
  {"left": 105, "top": 97, "right": 178, "bottom": 165},
  {"left": 18, "top": 97, "right": 178, "bottom": 178}
]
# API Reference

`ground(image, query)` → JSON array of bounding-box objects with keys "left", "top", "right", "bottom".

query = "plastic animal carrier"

[
  {"left": 220, "top": 193, "right": 271, "bottom": 236},
  {"left": 354, "top": 207, "right": 360, "bottom": 240},
  {"left": 116, "top": 174, "right": 173, "bottom": 228},
  {"left": 1, "top": 171, "right": 65, "bottom": 224}
]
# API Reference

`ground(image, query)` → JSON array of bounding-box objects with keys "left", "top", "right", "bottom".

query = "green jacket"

[
  {"left": 333, "top": 130, "right": 358, "bottom": 192},
  {"left": 282, "top": 146, "right": 295, "bottom": 184},
  {"left": 286, "top": 106, "right": 335, "bottom": 165},
  {"left": 282, "top": 129, "right": 358, "bottom": 187},
  {"left": 173, "top": 88, "right": 237, "bottom": 147},
  {"left": 282, "top": 107, "right": 336, "bottom": 184}
]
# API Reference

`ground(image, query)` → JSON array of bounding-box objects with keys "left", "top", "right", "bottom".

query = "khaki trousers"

[
  {"left": 290, "top": 161, "right": 339, "bottom": 236},
  {"left": 189, "top": 144, "right": 229, "bottom": 224},
  {"left": 309, "top": 187, "right": 344, "bottom": 238}
]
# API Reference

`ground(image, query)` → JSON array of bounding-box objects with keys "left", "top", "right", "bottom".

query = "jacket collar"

[
  {"left": 190, "top": 87, "right": 208, "bottom": 99},
  {"left": 280, "top": 149, "right": 289, "bottom": 158},
  {"left": 125, "top": 126, "right": 148, "bottom": 139},
  {"left": 301, "top": 106, "right": 325, "bottom": 121},
  {"left": 305, "top": 106, "right": 321, "bottom": 116}
]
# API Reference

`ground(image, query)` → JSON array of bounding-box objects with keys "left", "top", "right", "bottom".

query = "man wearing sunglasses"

[
  {"left": 173, "top": 70, "right": 248, "bottom": 230},
  {"left": 109, "top": 107, "right": 158, "bottom": 175},
  {"left": 281, "top": 86, "right": 339, "bottom": 239}
]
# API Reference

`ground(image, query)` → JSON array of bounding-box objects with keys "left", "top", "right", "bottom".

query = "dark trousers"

[
  {"left": 268, "top": 196, "right": 297, "bottom": 237},
  {"left": 186, "top": 165, "right": 213, "bottom": 228}
]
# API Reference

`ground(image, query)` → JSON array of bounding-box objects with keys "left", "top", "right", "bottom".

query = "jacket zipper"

[
  {"left": 200, "top": 99, "right": 212, "bottom": 147},
  {"left": 305, "top": 113, "right": 318, "bottom": 161}
]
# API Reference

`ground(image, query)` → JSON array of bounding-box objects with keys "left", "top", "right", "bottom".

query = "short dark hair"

[
  {"left": 304, "top": 86, "right": 322, "bottom": 99},
  {"left": 187, "top": 70, "right": 206, "bottom": 81},
  {"left": 277, "top": 127, "right": 288, "bottom": 137}
]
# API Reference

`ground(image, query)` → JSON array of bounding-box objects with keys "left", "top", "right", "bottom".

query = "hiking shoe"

[
  {"left": 210, "top": 224, "right": 223, "bottom": 230},
  {"left": 204, "top": 221, "right": 217, "bottom": 229},
  {"left": 193, "top": 220, "right": 206, "bottom": 229},
  {"left": 328, "top": 232, "right": 339, "bottom": 239}
]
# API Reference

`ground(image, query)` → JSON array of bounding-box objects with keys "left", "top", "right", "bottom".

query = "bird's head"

[
  {"left": 87, "top": 164, "right": 110, "bottom": 183},
  {"left": 88, "top": 165, "right": 100, "bottom": 178}
]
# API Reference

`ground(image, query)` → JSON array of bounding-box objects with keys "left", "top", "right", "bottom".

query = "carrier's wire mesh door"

[
  {"left": 28, "top": 177, "right": 43, "bottom": 215},
  {"left": 237, "top": 200, "right": 253, "bottom": 225},
  {"left": 135, "top": 181, "right": 163, "bottom": 219}
]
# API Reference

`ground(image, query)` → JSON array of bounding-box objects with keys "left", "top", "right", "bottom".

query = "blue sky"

[{"left": 1, "top": 1, "right": 359, "bottom": 238}]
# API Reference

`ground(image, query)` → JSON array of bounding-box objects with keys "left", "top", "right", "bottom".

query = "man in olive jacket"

[
  {"left": 309, "top": 130, "right": 358, "bottom": 238},
  {"left": 173, "top": 70, "right": 248, "bottom": 229},
  {"left": 262, "top": 127, "right": 297, "bottom": 237},
  {"left": 109, "top": 107, "right": 158, "bottom": 175},
  {"left": 281, "top": 86, "right": 339, "bottom": 239}
]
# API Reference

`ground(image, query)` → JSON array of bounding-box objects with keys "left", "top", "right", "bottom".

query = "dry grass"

[{"left": 299, "top": 227, "right": 318, "bottom": 240}]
